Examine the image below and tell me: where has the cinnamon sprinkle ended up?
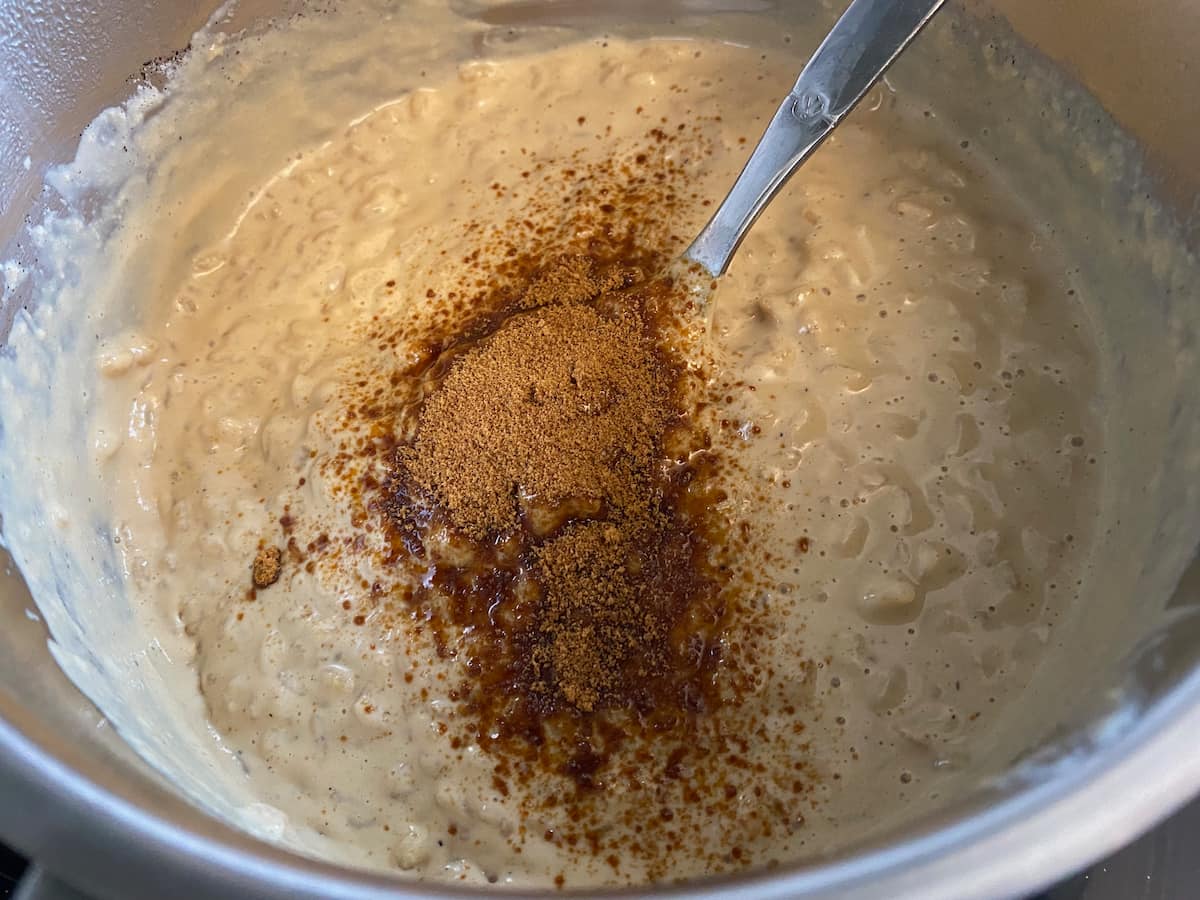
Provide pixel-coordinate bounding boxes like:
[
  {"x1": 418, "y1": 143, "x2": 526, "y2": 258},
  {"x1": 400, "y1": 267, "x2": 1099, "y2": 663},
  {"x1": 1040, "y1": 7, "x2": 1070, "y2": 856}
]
[{"x1": 299, "y1": 132, "x2": 797, "y2": 875}]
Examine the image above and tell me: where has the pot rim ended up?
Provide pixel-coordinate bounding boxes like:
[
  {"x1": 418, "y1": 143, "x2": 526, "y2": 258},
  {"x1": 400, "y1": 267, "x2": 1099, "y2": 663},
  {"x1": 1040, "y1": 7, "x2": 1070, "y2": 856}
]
[{"x1": 2, "y1": 659, "x2": 1200, "y2": 899}]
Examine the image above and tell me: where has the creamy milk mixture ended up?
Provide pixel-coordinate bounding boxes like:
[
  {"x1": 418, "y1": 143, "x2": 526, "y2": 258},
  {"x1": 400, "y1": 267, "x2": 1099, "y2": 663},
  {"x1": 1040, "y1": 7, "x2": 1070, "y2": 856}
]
[{"x1": 0, "y1": 3, "x2": 1107, "y2": 890}]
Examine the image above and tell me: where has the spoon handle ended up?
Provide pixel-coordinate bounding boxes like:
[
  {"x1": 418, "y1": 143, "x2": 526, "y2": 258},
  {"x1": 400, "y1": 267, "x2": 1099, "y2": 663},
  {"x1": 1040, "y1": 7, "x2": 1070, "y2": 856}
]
[{"x1": 684, "y1": 0, "x2": 946, "y2": 277}]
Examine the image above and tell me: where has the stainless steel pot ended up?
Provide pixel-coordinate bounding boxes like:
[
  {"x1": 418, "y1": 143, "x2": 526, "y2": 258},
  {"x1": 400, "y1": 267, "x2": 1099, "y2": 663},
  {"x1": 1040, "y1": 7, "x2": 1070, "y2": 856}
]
[{"x1": 1, "y1": 1, "x2": 1198, "y2": 898}]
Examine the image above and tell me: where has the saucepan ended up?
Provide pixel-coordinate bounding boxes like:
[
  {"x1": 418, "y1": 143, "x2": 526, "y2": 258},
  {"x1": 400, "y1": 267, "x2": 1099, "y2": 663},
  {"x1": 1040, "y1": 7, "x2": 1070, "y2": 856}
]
[{"x1": 0, "y1": 0, "x2": 1197, "y2": 897}]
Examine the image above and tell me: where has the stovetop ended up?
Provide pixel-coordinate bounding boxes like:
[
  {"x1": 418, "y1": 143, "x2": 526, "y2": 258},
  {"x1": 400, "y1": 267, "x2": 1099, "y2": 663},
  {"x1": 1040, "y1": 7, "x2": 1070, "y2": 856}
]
[{"x1": 2, "y1": 796, "x2": 1197, "y2": 899}]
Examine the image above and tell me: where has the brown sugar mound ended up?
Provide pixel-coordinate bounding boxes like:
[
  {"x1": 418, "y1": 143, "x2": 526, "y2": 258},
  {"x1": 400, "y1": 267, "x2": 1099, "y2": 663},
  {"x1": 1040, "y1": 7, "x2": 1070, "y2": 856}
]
[
  {"x1": 385, "y1": 253, "x2": 725, "y2": 717},
  {"x1": 532, "y1": 522, "x2": 661, "y2": 712},
  {"x1": 515, "y1": 253, "x2": 638, "y2": 310},
  {"x1": 400, "y1": 297, "x2": 670, "y2": 541}
]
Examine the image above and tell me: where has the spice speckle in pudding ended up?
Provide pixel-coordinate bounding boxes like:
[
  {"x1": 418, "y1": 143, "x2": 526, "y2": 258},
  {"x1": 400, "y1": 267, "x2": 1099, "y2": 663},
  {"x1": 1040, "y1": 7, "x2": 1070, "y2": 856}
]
[{"x1": 0, "y1": 5, "x2": 1113, "y2": 890}]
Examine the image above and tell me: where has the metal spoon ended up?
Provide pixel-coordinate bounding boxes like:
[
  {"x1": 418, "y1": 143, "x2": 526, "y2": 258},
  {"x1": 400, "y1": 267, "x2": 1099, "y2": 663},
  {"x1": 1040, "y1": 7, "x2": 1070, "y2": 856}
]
[{"x1": 684, "y1": 0, "x2": 946, "y2": 278}]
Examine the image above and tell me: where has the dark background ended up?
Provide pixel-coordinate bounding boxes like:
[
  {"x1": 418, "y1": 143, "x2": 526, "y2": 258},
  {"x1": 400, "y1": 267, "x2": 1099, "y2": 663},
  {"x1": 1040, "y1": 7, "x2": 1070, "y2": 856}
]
[{"x1": 0, "y1": 843, "x2": 23, "y2": 898}]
